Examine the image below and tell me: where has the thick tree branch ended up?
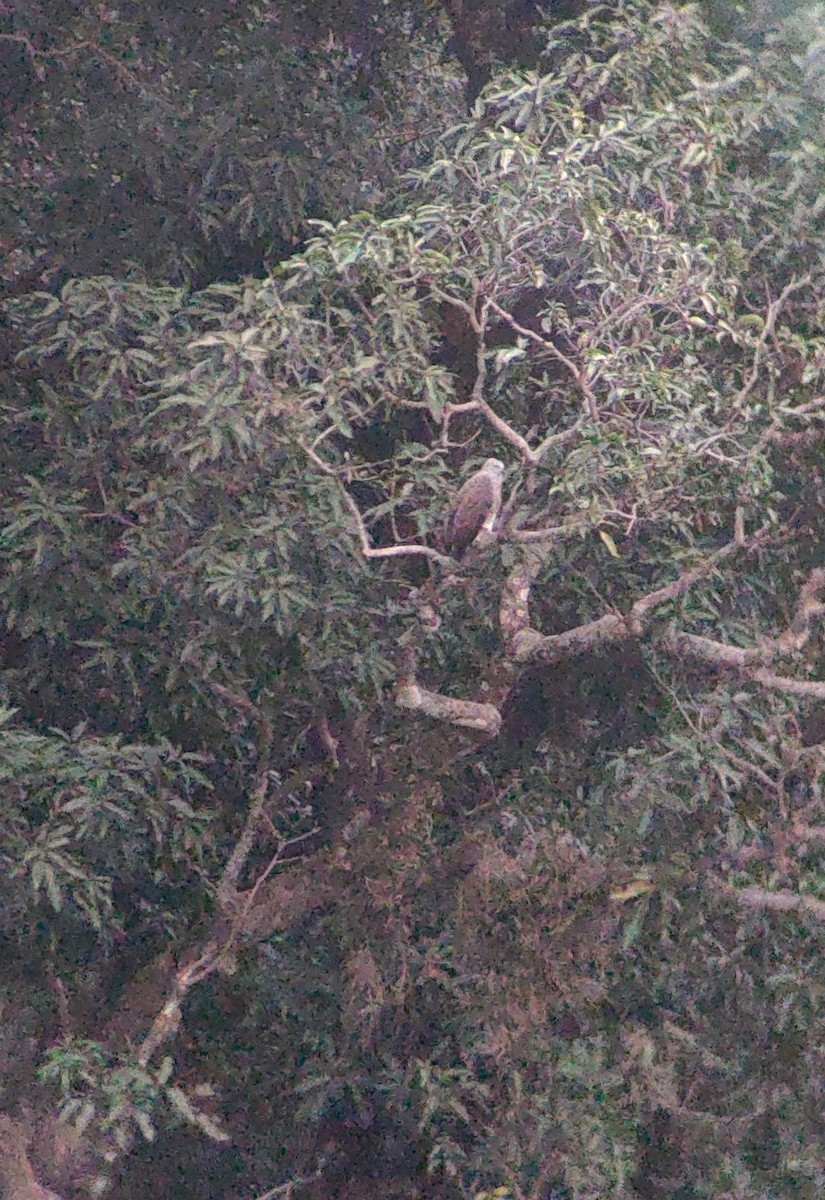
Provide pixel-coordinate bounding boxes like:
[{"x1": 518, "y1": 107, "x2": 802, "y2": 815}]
[
  {"x1": 396, "y1": 679, "x2": 502, "y2": 734},
  {"x1": 503, "y1": 528, "x2": 772, "y2": 664},
  {"x1": 0, "y1": 1115, "x2": 64, "y2": 1200},
  {"x1": 394, "y1": 646, "x2": 502, "y2": 735},
  {"x1": 660, "y1": 567, "x2": 825, "y2": 691},
  {"x1": 660, "y1": 631, "x2": 766, "y2": 670},
  {"x1": 502, "y1": 521, "x2": 825, "y2": 698},
  {"x1": 750, "y1": 671, "x2": 825, "y2": 700},
  {"x1": 510, "y1": 518, "x2": 590, "y2": 545}
]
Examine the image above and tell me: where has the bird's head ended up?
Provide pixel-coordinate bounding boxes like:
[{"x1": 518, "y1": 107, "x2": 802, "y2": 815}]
[{"x1": 481, "y1": 458, "x2": 506, "y2": 477}]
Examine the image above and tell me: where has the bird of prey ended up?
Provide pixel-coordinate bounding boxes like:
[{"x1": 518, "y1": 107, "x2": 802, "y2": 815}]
[{"x1": 444, "y1": 458, "x2": 506, "y2": 560}]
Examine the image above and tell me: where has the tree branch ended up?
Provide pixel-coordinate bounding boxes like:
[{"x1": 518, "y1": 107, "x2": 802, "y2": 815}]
[
  {"x1": 713, "y1": 879, "x2": 825, "y2": 922},
  {"x1": 301, "y1": 442, "x2": 453, "y2": 565},
  {"x1": 394, "y1": 646, "x2": 502, "y2": 735},
  {"x1": 395, "y1": 679, "x2": 502, "y2": 735},
  {"x1": 504, "y1": 527, "x2": 772, "y2": 664},
  {"x1": 501, "y1": 521, "x2": 825, "y2": 699},
  {"x1": 488, "y1": 298, "x2": 600, "y2": 424},
  {"x1": 733, "y1": 275, "x2": 812, "y2": 411},
  {"x1": 430, "y1": 285, "x2": 548, "y2": 463},
  {"x1": 0, "y1": 1114, "x2": 65, "y2": 1200}
]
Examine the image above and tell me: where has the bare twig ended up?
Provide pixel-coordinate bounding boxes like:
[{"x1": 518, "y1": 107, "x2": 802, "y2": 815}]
[
  {"x1": 430, "y1": 285, "x2": 541, "y2": 463},
  {"x1": 428, "y1": 285, "x2": 584, "y2": 464},
  {"x1": 251, "y1": 1163, "x2": 327, "y2": 1200},
  {"x1": 301, "y1": 442, "x2": 452, "y2": 565},
  {"x1": 0, "y1": 33, "x2": 148, "y2": 92},
  {"x1": 206, "y1": 680, "x2": 268, "y2": 724},
  {"x1": 138, "y1": 772, "x2": 320, "y2": 1073},
  {"x1": 717, "y1": 748, "x2": 780, "y2": 795},
  {"x1": 733, "y1": 275, "x2": 812, "y2": 411},
  {"x1": 218, "y1": 772, "x2": 273, "y2": 900},
  {"x1": 219, "y1": 760, "x2": 320, "y2": 900},
  {"x1": 488, "y1": 298, "x2": 600, "y2": 424},
  {"x1": 0, "y1": 33, "x2": 46, "y2": 80}
]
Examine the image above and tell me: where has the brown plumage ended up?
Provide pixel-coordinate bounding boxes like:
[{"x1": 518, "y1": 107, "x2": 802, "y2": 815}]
[{"x1": 444, "y1": 458, "x2": 505, "y2": 560}]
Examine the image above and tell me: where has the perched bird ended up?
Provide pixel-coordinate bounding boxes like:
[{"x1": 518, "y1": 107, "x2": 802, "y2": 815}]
[{"x1": 444, "y1": 458, "x2": 506, "y2": 560}]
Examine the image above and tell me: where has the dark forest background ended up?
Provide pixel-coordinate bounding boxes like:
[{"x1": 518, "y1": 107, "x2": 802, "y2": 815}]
[{"x1": 1, "y1": 2, "x2": 825, "y2": 1199}]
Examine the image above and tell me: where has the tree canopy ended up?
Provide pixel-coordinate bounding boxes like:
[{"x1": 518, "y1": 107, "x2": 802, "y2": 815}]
[{"x1": 2, "y1": 3, "x2": 825, "y2": 1199}]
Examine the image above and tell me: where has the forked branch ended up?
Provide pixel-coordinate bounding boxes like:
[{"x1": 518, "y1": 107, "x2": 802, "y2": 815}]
[
  {"x1": 301, "y1": 442, "x2": 453, "y2": 565},
  {"x1": 394, "y1": 646, "x2": 502, "y2": 736}
]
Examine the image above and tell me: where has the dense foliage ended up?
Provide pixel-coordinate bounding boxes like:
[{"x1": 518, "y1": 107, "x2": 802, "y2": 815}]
[
  {"x1": 0, "y1": 0, "x2": 468, "y2": 285},
  {"x1": 2, "y1": 3, "x2": 825, "y2": 1200}
]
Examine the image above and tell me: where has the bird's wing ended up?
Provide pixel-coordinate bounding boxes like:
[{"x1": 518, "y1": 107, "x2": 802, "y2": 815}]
[{"x1": 445, "y1": 472, "x2": 496, "y2": 558}]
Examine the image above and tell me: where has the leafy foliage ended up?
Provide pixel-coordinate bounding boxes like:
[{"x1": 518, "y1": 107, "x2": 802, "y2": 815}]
[
  {"x1": 39, "y1": 1040, "x2": 226, "y2": 1163},
  {"x1": 2, "y1": 3, "x2": 825, "y2": 1200},
  {"x1": 0, "y1": 707, "x2": 213, "y2": 932},
  {"x1": 0, "y1": 0, "x2": 463, "y2": 284}
]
